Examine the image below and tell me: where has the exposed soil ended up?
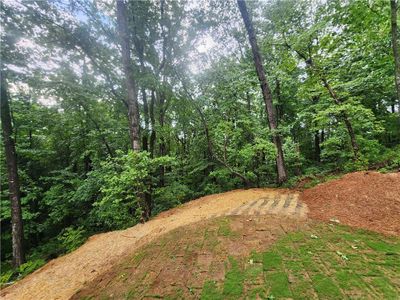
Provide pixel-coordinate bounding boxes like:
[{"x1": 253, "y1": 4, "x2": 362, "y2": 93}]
[
  {"x1": 2, "y1": 171, "x2": 399, "y2": 300},
  {"x1": 72, "y1": 215, "x2": 309, "y2": 300},
  {"x1": 301, "y1": 171, "x2": 400, "y2": 236},
  {"x1": 0, "y1": 188, "x2": 299, "y2": 300}
]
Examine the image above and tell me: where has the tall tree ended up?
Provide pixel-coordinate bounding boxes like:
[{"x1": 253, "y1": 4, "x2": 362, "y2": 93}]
[
  {"x1": 237, "y1": 0, "x2": 287, "y2": 184},
  {"x1": 391, "y1": 0, "x2": 400, "y2": 112},
  {"x1": 1, "y1": 71, "x2": 25, "y2": 267},
  {"x1": 116, "y1": 0, "x2": 141, "y2": 152}
]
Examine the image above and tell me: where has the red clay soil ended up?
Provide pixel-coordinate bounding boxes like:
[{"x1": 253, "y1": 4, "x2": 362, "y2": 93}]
[{"x1": 300, "y1": 171, "x2": 400, "y2": 236}]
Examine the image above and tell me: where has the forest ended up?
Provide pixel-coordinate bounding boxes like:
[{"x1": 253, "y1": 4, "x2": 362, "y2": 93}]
[{"x1": 1, "y1": 0, "x2": 399, "y2": 286}]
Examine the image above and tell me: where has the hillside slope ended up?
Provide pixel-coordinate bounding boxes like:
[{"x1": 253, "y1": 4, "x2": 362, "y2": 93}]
[
  {"x1": 1, "y1": 188, "x2": 303, "y2": 300},
  {"x1": 2, "y1": 171, "x2": 399, "y2": 300},
  {"x1": 301, "y1": 172, "x2": 400, "y2": 236}
]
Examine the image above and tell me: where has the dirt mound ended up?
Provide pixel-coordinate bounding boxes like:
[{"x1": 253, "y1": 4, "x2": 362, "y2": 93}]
[
  {"x1": 1, "y1": 188, "x2": 301, "y2": 300},
  {"x1": 72, "y1": 215, "x2": 309, "y2": 300},
  {"x1": 301, "y1": 171, "x2": 400, "y2": 236}
]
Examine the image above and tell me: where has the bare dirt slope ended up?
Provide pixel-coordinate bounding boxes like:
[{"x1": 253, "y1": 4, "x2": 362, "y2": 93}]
[
  {"x1": 301, "y1": 171, "x2": 400, "y2": 236},
  {"x1": 3, "y1": 171, "x2": 398, "y2": 300},
  {"x1": 1, "y1": 188, "x2": 303, "y2": 300}
]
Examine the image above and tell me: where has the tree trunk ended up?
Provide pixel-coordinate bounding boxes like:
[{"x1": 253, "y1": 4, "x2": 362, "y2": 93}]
[
  {"x1": 391, "y1": 0, "x2": 400, "y2": 112},
  {"x1": 1, "y1": 71, "x2": 25, "y2": 268},
  {"x1": 142, "y1": 88, "x2": 149, "y2": 151},
  {"x1": 116, "y1": 0, "x2": 140, "y2": 152},
  {"x1": 136, "y1": 38, "x2": 149, "y2": 152},
  {"x1": 116, "y1": 0, "x2": 150, "y2": 222},
  {"x1": 158, "y1": 91, "x2": 166, "y2": 187},
  {"x1": 149, "y1": 90, "x2": 156, "y2": 158},
  {"x1": 312, "y1": 97, "x2": 321, "y2": 162},
  {"x1": 275, "y1": 79, "x2": 283, "y2": 123},
  {"x1": 237, "y1": 0, "x2": 287, "y2": 184},
  {"x1": 321, "y1": 129, "x2": 325, "y2": 144},
  {"x1": 314, "y1": 131, "x2": 321, "y2": 162}
]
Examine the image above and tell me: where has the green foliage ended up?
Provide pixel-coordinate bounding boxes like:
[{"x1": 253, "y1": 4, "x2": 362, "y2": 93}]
[
  {"x1": 57, "y1": 226, "x2": 86, "y2": 253},
  {"x1": 153, "y1": 182, "x2": 192, "y2": 214},
  {"x1": 1, "y1": 258, "x2": 45, "y2": 286},
  {"x1": 1, "y1": 0, "x2": 399, "y2": 285},
  {"x1": 89, "y1": 151, "x2": 176, "y2": 229}
]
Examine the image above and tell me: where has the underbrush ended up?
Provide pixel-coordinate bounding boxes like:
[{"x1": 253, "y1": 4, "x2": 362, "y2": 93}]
[{"x1": 1, "y1": 226, "x2": 87, "y2": 286}]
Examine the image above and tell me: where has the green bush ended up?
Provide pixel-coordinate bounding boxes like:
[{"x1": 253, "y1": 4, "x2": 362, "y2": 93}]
[
  {"x1": 57, "y1": 226, "x2": 87, "y2": 253},
  {"x1": 0, "y1": 258, "x2": 45, "y2": 286},
  {"x1": 153, "y1": 182, "x2": 192, "y2": 214},
  {"x1": 89, "y1": 151, "x2": 176, "y2": 229}
]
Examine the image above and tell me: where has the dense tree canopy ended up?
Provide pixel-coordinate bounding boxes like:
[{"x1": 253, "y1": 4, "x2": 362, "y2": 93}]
[{"x1": 1, "y1": 0, "x2": 399, "y2": 281}]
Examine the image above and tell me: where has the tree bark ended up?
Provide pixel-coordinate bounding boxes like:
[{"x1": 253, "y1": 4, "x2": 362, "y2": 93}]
[
  {"x1": 135, "y1": 38, "x2": 149, "y2": 152},
  {"x1": 117, "y1": 0, "x2": 150, "y2": 222},
  {"x1": 158, "y1": 91, "x2": 166, "y2": 187},
  {"x1": 142, "y1": 88, "x2": 149, "y2": 151},
  {"x1": 391, "y1": 0, "x2": 400, "y2": 111},
  {"x1": 237, "y1": 0, "x2": 287, "y2": 184},
  {"x1": 1, "y1": 71, "x2": 25, "y2": 268},
  {"x1": 314, "y1": 131, "x2": 321, "y2": 162},
  {"x1": 149, "y1": 90, "x2": 156, "y2": 158},
  {"x1": 116, "y1": 0, "x2": 140, "y2": 152},
  {"x1": 275, "y1": 79, "x2": 283, "y2": 123}
]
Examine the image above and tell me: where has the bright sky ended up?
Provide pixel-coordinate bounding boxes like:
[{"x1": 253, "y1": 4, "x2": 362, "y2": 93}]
[{"x1": 3, "y1": 0, "x2": 240, "y2": 106}]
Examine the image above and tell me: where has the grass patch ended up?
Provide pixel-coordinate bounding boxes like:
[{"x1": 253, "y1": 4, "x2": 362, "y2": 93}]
[
  {"x1": 312, "y1": 274, "x2": 341, "y2": 298},
  {"x1": 223, "y1": 257, "x2": 244, "y2": 299},
  {"x1": 201, "y1": 281, "x2": 222, "y2": 300},
  {"x1": 200, "y1": 257, "x2": 245, "y2": 300},
  {"x1": 262, "y1": 251, "x2": 282, "y2": 271},
  {"x1": 200, "y1": 223, "x2": 400, "y2": 299},
  {"x1": 217, "y1": 218, "x2": 236, "y2": 237},
  {"x1": 265, "y1": 272, "x2": 292, "y2": 298},
  {"x1": 78, "y1": 218, "x2": 400, "y2": 299}
]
